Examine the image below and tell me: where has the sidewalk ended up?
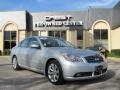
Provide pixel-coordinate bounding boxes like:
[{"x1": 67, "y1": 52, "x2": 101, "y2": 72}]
[
  {"x1": 108, "y1": 57, "x2": 120, "y2": 61},
  {"x1": 0, "y1": 56, "x2": 10, "y2": 64},
  {"x1": 0, "y1": 56, "x2": 10, "y2": 59}
]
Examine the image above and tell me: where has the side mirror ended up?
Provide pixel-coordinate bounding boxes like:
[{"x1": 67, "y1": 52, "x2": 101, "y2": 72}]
[{"x1": 30, "y1": 43, "x2": 41, "y2": 49}]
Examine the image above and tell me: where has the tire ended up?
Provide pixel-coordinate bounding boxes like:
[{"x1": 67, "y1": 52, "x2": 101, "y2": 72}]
[
  {"x1": 47, "y1": 60, "x2": 64, "y2": 85},
  {"x1": 12, "y1": 56, "x2": 20, "y2": 70}
]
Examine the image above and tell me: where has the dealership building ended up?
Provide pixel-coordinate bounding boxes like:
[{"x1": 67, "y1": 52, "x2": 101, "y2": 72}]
[{"x1": 0, "y1": 2, "x2": 120, "y2": 54}]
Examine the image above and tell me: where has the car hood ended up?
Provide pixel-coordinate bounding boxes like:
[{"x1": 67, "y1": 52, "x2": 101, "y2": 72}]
[{"x1": 46, "y1": 47, "x2": 99, "y2": 57}]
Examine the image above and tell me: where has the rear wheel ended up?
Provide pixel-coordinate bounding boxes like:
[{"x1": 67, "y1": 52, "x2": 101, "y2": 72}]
[
  {"x1": 12, "y1": 56, "x2": 20, "y2": 70},
  {"x1": 47, "y1": 60, "x2": 64, "y2": 85}
]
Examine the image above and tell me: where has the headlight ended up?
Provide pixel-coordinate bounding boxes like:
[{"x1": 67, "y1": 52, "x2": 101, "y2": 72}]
[
  {"x1": 99, "y1": 53, "x2": 107, "y2": 63},
  {"x1": 63, "y1": 54, "x2": 85, "y2": 62}
]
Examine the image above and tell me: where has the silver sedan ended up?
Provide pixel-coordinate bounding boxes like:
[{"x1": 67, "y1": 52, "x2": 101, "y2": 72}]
[{"x1": 11, "y1": 36, "x2": 107, "y2": 85}]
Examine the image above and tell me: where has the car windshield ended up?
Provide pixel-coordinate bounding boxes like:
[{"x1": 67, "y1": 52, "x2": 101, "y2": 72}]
[{"x1": 39, "y1": 37, "x2": 74, "y2": 47}]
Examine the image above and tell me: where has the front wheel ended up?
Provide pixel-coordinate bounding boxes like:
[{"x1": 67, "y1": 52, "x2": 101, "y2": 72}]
[
  {"x1": 47, "y1": 60, "x2": 64, "y2": 85},
  {"x1": 12, "y1": 56, "x2": 20, "y2": 70}
]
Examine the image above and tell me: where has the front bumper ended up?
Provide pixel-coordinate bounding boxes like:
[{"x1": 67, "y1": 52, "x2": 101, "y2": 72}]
[{"x1": 61, "y1": 60, "x2": 107, "y2": 80}]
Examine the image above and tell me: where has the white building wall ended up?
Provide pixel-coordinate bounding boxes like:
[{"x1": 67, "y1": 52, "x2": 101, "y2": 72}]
[{"x1": 111, "y1": 27, "x2": 120, "y2": 49}]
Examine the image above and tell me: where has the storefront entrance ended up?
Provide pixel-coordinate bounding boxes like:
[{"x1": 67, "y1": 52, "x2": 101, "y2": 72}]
[
  {"x1": 2, "y1": 22, "x2": 18, "y2": 55},
  {"x1": 4, "y1": 31, "x2": 16, "y2": 55},
  {"x1": 92, "y1": 20, "x2": 111, "y2": 50}
]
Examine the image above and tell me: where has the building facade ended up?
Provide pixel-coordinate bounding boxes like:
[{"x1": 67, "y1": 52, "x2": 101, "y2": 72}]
[{"x1": 0, "y1": 2, "x2": 120, "y2": 55}]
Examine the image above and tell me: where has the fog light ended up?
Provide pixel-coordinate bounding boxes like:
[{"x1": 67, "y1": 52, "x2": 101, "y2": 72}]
[{"x1": 74, "y1": 72, "x2": 92, "y2": 77}]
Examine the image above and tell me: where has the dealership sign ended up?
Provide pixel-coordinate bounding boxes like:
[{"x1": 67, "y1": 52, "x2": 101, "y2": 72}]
[{"x1": 34, "y1": 15, "x2": 83, "y2": 27}]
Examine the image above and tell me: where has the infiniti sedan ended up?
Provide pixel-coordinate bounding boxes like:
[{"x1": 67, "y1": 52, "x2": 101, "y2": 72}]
[{"x1": 11, "y1": 36, "x2": 107, "y2": 85}]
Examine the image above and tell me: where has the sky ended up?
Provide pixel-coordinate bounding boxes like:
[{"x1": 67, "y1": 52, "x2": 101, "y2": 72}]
[{"x1": 0, "y1": 0, "x2": 119, "y2": 12}]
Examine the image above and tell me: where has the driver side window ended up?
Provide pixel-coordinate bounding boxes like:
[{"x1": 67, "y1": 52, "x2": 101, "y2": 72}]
[
  {"x1": 28, "y1": 38, "x2": 40, "y2": 48},
  {"x1": 19, "y1": 39, "x2": 30, "y2": 48}
]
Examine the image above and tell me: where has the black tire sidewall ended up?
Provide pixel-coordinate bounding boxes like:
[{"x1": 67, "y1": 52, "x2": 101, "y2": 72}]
[{"x1": 12, "y1": 56, "x2": 20, "y2": 70}]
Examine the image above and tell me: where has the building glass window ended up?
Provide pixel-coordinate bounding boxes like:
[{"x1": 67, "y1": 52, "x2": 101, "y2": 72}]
[
  {"x1": 4, "y1": 31, "x2": 16, "y2": 55},
  {"x1": 4, "y1": 32, "x2": 10, "y2": 40},
  {"x1": 94, "y1": 30, "x2": 100, "y2": 39},
  {"x1": 77, "y1": 30, "x2": 83, "y2": 48},
  {"x1": 77, "y1": 30, "x2": 83, "y2": 40},
  {"x1": 48, "y1": 31, "x2": 66, "y2": 40},
  {"x1": 94, "y1": 29, "x2": 108, "y2": 49},
  {"x1": 11, "y1": 41, "x2": 16, "y2": 49},
  {"x1": 32, "y1": 31, "x2": 38, "y2": 36},
  {"x1": 4, "y1": 41, "x2": 10, "y2": 49},
  {"x1": 11, "y1": 31, "x2": 16, "y2": 40},
  {"x1": 101, "y1": 30, "x2": 108, "y2": 39},
  {"x1": 48, "y1": 31, "x2": 54, "y2": 37},
  {"x1": 94, "y1": 29, "x2": 108, "y2": 40},
  {"x1": 61, "y1": 31, "x2": 66, "y2": 40},
  {"x1": 55, "y1": 31, "x2": 60, "y2": 38}
]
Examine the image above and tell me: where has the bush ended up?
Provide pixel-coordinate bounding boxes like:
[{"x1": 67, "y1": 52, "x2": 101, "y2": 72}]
[{"x1": 108, "y1": 49, "x2": 120, "y2": 58}]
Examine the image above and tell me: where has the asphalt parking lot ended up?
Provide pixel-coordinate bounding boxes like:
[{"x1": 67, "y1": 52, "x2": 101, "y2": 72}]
[{"x1": 0, "y1": 56, "x2": 120, "y2": 90}]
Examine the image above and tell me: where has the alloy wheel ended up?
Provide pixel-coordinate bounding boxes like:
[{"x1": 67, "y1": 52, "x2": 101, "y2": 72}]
[{"x1": 48, "y1": 63, "x2": 60, "y2": 83}]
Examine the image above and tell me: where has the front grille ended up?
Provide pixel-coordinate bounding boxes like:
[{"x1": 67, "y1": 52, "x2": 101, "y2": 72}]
[
  {"x1": 85, "y1": 55, "x2": 104, "y2": 63},
  {"x1": 73, "y1": 68, "x2": 107, "y2": 77}
]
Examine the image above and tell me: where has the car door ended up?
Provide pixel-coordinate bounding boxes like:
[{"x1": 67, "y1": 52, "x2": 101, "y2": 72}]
[
  {"x1": 18, "y1": 38, "x2": 30, "y2": 66},
  {"x1": 26, "y1": 37, "x2": 43, "y2": 70}
]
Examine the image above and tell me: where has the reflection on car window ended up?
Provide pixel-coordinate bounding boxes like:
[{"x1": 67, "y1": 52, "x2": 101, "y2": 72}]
[
  {"x1": 29, "y1": 38, "x2": 40, "y2": 48},
  {"x1": 19, "y1": 39, "x2": 30, "y2": 48},
  {"x1": 39, "y1": 37, "x2": 73, "y2": 47}
]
